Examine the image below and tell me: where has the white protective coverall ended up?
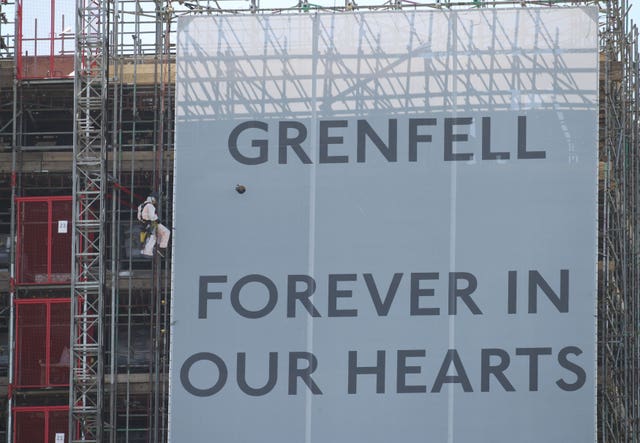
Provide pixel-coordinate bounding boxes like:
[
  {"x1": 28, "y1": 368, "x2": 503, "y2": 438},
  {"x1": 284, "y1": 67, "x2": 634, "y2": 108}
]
[{"x1": 138, "y1": 196, "x2": 170, "y2": 256}]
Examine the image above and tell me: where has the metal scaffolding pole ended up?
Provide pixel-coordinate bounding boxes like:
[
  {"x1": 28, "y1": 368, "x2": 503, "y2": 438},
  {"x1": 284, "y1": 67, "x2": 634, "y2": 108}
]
[
  {"x1": 69, "y1": 0, "x2": 108, "y2": 440},
  {"x1": 0, "y1": 0, "x2": 631, "y2": 441},
  {"x1": 598, "y1": 0, "x2": 640, "y2": 441}
]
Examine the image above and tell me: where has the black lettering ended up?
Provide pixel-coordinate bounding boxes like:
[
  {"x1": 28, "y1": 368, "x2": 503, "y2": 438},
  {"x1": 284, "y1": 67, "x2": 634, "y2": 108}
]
[
  {"x1": 279, "y1": 121, "x2": 312, "y2": 164},
  {"x1": 364, "y1": 273, "x2": 402, "y2": 316},
  {"x1": 397, "y1": 350, "x2": 427, "y2": 393},
  {"x1": 228, "y1": 121, "x2": 269, "y2": 165},
  {"x1": 237, "y1": 352, "x2": 278, "y2": 396},
  {"x1": 482, "y1": 117, "x2": 509, "y2": 160},
  {"x1": 289, "y1": 352, "x2": 323, "y2": 395},
  {"x1": 444, "y1": 117, "x2": 473, "y2": 161},
  {"x1": 556, "y1": 346, "x2": 586, "y2": 391},
  {"x1": 408, "y1": 118, "x2": 436, "y2": 162},
  {"x1": 528, "y1": 270, "x2": 569, "y2": 313},
  {"x1": 230, "y1": 274, "x2": 278, "y2": 319},
  {"x1": 410, "y1": 272, "x2": 440, "y2": 316},
  {"x1": 348, "y1": 350, "x2": 386, "y2": 394},
  {"x1": 448, "y1": 272, "x2": 481, "y2": 315},
  {"x1": 328, "y1": 274, "x2": 358, "y2": 317},
  {"x1": 481, "y1": 348, "x2": 515, "y2": 392},
  {"x1": 431, "y1": 349, "x2": 473, "y2": 392},
  {"x1": 508, "y1": 270, "x2": 517, "y2": 314},
  {"x1": 180, "y1": 352, "x2": 227, "y2": 397},
  {"x1": 357, "y1": 119, "x2": 397, "y2": 162},
  {"x1": 516, "y1": 347, "x2": 552, "y2": 391},
  {"x1": 319, "y1": 120, "x2": 348, "y2": 163},
  {"x1": 198, "y1": 275, "x2": 227, "y2": 319},
  {"x1": 517, "y1": 116, "x2": 546, "y2": 159},
  {"x1": 287, "y1": 275, "x2": 321, "y2": 318}
]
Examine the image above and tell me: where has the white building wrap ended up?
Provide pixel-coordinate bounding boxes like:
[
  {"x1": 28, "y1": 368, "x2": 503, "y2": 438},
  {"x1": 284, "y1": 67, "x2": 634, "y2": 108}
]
[{"x1": 171, "y1": 8, "x2": 598, "y2": 442}]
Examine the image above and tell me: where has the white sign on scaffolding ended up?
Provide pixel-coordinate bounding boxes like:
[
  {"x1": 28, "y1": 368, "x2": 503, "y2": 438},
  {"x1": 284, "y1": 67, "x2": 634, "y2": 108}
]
[{"x1": 171, "y1": 8, "x2": 599, "y2": 443}]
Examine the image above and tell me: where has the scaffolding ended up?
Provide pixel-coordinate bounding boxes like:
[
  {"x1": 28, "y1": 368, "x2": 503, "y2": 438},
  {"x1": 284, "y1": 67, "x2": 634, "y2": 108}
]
[
  {"x1": 70, "y1": 0, "x2": 107, "y2": 439},
  {"x1": 0, "y1": 0, "x2": 637, "y2": 441},
  {"x1": 599, "y1": 0, "x2": 640, "y2": 441}
]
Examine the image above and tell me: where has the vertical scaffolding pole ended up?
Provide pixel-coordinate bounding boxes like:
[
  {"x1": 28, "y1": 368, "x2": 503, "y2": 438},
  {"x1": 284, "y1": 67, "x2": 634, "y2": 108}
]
[
  {"x1": 159, "y1": 21, "x2": 174, "y2": 442},
  {"x1": 6, "y1": 12, "x2": 19, "y2": 442},
  {"x1": 107, "y1": 23, "x2": 120, "y2": 443},
  {"x1": 70, "y1": 0, "x2": 108, "y2": 440},
  {"x1": 599, "y1": 0, "x2": 640, "y2": 440},
  {"x1": 151, "y1": 3, "x2": 171, "y2": 440}
]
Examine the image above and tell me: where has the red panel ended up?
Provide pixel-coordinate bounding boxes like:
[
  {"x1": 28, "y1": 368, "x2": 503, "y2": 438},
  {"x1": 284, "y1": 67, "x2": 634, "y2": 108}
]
[
  {"x1": 14, "y1": 410, "x2": 45, "y2": 443},
  {"x1": 16, "y1": 200, "x2": 48, "y2": 284},
  {"x1": 15, "y1": 299, "x2": 70, "y2": 388},
  {"x1": 14, "y1": 302, "x2": 46, "y2": 387},
  {"x1": 48, "y1": 301, "x2": 70, "y2": 385},
  {"x1": 16, "y1": 197, "x2": 72, "y2": 285},
  {"x1": 16, "y1": 0, "x2": 74, "y2": 80},
  {"x1": 50, "y1": 199, "x2": 72, "y2": 278},
  {"x1": 14, "y1": 406, "x2": 69, "y2": 443},
  {"x1": 47, "y1": 410, "x2": 69, "y2": 443}
]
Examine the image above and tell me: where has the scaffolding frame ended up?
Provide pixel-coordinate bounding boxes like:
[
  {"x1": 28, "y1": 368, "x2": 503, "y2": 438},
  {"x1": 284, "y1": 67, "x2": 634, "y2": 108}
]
[
  {"x1": 599, "y1": 0, "x2": 640, "y2": 441},
  {"x1": 69, "y1": 0, "x2": 107, "y2": 440},
  {"x1": 78, "y1": 1, "x2": 640, "y2": 440},
  {"x1": 0, "y1": 0, "x2": 637, "y2": 442}
]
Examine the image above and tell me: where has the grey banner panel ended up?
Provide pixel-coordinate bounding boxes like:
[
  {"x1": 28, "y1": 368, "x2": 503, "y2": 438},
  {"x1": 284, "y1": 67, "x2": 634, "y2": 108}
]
[{"x1": 171, "y1": 8, "x2": 598, "y2": 443}]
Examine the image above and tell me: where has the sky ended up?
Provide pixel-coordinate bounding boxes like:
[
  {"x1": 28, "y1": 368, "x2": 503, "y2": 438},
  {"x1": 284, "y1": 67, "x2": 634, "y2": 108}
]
[
  {"x1": 4, "y1": 0, "x2": 640, "y2": 57},
  {"x1": 630, "y1": 1, "x2": 640, "y2": 27}
]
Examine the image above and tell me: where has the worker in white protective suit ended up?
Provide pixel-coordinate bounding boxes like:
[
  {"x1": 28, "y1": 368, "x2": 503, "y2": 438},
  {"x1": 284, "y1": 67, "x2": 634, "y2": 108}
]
[{"x1": 137, "y1": 193, "x2": 170, "y2": 257}]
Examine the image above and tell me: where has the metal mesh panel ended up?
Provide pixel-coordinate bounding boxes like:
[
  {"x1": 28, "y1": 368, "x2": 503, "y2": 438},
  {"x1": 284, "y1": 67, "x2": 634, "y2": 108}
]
[
  {"x1": 49, "y1": 301, "x2": 70, "y2": 385},
  {"x1": 47, "y1": 410, "x2": 69, "y2": 443},
  {"x1": 16, "y1": 0, "x2": 75, "y2": 79},
  {"x1": 15, "y1": 300, "x2": 70, "y2": 388},
  {"x1": 16, "y1": 200, "x2": 48, "y2": 284},
  {"x1": 14, "y1": 410, "x2": 45, "y2": 443},
  {"x1": 50, "y1": 199, "x2": 72, "y2": 279},
  {"x1": 14, "y1": 303, "x2": 46, "y2": 387},
  {"x1": 13, "y1": 407, "x2": 69, "y2": 443},
  {"x1": 16, "y1": 197, "x2": 72, "y2": 285}
]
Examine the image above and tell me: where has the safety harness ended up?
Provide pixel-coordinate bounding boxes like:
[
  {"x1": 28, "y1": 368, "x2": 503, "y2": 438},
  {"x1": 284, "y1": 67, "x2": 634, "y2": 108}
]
[{"x1": 137, "y1": 202, "x2": 157, "y2": 245}]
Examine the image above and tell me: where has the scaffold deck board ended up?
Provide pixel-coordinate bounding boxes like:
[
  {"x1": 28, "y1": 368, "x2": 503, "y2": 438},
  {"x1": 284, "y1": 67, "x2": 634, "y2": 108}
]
[{"x1": 0, "y1": 151, "x2": 173, "y2": 173}]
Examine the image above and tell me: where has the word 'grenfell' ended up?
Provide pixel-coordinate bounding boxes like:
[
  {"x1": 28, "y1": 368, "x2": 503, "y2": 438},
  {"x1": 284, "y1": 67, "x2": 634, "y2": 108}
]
[
  {"x1": 198, "y1": 270, "x2": 569, "y2": 319},
  {"x1": 227, "y1": 116, "x2": 546, "y2": 165}
]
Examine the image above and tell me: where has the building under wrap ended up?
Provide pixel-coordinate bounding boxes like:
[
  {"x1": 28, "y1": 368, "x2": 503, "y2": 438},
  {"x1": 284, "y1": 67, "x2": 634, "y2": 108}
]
[{"x1": 0, "y1": 1, "x2": 638, "y2": 442}]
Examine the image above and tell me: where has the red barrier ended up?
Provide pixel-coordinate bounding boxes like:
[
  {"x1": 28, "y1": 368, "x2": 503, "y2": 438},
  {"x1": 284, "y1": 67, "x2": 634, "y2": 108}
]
[
  {"x1": 14, "y1": 298, "x2": 70, "y2": 388},
  {"x1": 16, "y1": 196, "x2": 72, "y2": 285},
  {"x1": 13, "y1": 406, "x2": 68, "y2": 443},
  {"x1": 16, "y1": 0, "x2": 74, "y2": 80}
]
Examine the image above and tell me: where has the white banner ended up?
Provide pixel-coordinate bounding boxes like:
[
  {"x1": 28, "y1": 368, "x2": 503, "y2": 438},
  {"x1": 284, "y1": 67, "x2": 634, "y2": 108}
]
[{"x1": 171, "y1": 8, "x2": 598, "y2": 443}]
